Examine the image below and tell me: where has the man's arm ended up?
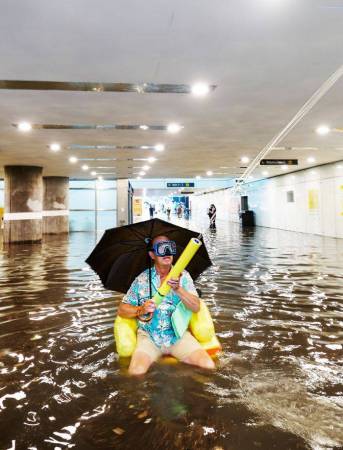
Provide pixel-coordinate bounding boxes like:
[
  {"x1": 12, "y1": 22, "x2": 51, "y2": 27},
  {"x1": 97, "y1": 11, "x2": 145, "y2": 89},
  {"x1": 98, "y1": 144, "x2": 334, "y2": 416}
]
[
  {"x1": 118, "y1": 300, "x2": 156, "y2": 318},
  {"x1": 167, "y1": 278, "x2": 200, "y2": 313}
]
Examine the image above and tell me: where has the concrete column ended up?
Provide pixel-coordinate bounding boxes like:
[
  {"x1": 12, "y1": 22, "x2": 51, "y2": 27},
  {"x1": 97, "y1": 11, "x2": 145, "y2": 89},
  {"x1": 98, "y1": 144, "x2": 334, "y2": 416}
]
[
  {"x1": 116, "y1": 179, "x2": 133, "y2": 226},
  {"x1": 43, "y1": 177, "x2": 69, "y2": 234},
  {"x1": 4, "y1": 166, "x2": 43, "y2": 243}
]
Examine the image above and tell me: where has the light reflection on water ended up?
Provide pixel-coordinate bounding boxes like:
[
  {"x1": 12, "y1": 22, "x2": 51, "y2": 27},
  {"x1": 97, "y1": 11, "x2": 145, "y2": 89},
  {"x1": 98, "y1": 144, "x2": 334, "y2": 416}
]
[{"x1": 0, "y1": 222, "x2": 342, "y2": 450}]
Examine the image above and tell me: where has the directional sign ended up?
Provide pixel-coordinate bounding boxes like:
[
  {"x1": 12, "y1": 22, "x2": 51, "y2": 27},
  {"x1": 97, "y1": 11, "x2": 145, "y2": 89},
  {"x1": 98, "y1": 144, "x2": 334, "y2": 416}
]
[
  {"x1": 260, "y1": 159, "x2": 298, "y2": 166},
  {"x1": 167, "y1": 182, "x2": 195, "y2": 187}
]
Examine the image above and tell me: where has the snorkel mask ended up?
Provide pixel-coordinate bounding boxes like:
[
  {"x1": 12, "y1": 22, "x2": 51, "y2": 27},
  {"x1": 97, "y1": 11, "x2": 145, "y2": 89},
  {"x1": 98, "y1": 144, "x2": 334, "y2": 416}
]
[{"x1": 152, "y1": 240, "x2": 177, "y2": 257}]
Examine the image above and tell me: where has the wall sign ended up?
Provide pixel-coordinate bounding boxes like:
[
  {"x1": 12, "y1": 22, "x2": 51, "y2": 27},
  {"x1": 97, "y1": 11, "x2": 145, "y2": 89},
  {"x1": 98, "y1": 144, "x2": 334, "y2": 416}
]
[
  {"x1": 260, "y1": 159, "x2": 298, "y2": 165},
  {"x1": 166, "y1": 182, "x2": 195, "y2": 188}
]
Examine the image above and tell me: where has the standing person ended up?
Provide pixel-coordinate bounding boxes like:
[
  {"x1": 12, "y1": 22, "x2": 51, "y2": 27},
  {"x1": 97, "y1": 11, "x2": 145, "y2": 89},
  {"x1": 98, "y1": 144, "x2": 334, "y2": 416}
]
[
  {"x1": 166, "y1": 206, "x2": 171, "y2": 220},
  {"x1": 117, "y1": 235, "x2": 215, "y2": 375},
  {"x1": 208, "y1": 204, "x2": 216, "y2": 228},
  {"x1": 149, "y1": 204, "x2": 154, "y2": 219},
  {"x1": 177, "y1": 205, "x2": 182, "y2": 218}
]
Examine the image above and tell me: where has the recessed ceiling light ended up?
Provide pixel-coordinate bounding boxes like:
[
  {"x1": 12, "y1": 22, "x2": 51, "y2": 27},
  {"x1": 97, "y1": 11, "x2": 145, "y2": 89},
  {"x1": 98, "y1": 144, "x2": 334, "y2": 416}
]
[
  {"x1": 337, "y1": 164, "x2": 343, "y2": 169},
  {"x1": 139, "y1": 171, "x2": 146, "y2": 176},
  {"x1": 82, "y1": 164, "x2": 89, "y2": 171},
  {"x1": 98, "y1": 176, "x2": 103, "y2": 180},
  {"x1": 148, "y1": 157, "x2": 156, "y2": 163},
  {"x1": 316, "y1": 125, "x2": 330, "y2": 135},
  {"x1": 167, "y1": 123, "x2": 182, "y2": 134},
  {"x1": 91, "y1": 171, "x2": 97, "y2": 176},
  {"x1": 307, "y1": 156, "x2": 316, "y2": 163},
  {"x1": 18, "y1": 121, "x2": 32, "y2": 132},
  {"x1": 136, "y1": 176, "x2": 141, "y2": 180},
  {"x1": 154, "y1": 144, "x2": 165, "y2": 152},
  {"x1": 281, "y1": 165, "x2": 288, "y2": 171},
  {"x1": 140, "y1": 125, "x2": 149, "y2": 130},
  {"x1": 262, "y1": 170, "x2": 269, "y2": 176},
  {"x1": 195, "y1": 175, "x2": 201, "y2": 179},
  {"x1": 142, "y1": 165, "x2": 150, "y2": 170},
  {"x1": 191, "y1": 82, "x2": 210, "y2": 97},
  {"x1": 206, "y1": 170, "x2": 213, "y2": 176},
  {"x1": 241, "y1": 156, "x2": 250, "y2": 164},
  {"x1": 49, "y1": 143, "x2": 61, "y2": 152},
  {"x1": 69, "y1": 156, "x2": 78, "y2": 163}
]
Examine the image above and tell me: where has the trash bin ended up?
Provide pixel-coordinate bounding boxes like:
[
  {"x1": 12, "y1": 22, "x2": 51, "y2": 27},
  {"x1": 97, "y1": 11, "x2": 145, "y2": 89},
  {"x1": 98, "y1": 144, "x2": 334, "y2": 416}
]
[{"x1": 239, "y1": 210, "x2": 255, "y2": 227}]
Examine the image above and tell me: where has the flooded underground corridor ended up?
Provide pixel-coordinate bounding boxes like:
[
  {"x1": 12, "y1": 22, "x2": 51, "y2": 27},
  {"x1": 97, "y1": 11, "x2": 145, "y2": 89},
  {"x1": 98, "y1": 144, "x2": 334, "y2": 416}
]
[{"x1": 0, "y1": 222, "x2": 342, "y2": 450}]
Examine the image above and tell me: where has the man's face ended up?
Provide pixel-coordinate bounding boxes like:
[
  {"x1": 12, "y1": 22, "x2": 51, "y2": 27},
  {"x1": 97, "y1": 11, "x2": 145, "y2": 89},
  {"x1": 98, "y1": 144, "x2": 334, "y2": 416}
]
[
  {"x1": 149, "y1": 236, "x2": 174, "y2": 268},
  {"x1": 152, "y1": 253, "x2": 173, "y2": 267}
]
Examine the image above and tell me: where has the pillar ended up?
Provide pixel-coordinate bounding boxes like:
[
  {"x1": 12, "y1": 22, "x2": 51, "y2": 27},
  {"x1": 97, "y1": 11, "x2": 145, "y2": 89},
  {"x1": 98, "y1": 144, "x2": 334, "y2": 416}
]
[
  {"x1": 4, "y1": 166, "x2": 43, "y2": 243},
  {"x1": 116, "y1": 179, "x2": 133, "y2": 226},
  {"x1": 43, "y1": 177, "x2": 69, "y2": 234}
]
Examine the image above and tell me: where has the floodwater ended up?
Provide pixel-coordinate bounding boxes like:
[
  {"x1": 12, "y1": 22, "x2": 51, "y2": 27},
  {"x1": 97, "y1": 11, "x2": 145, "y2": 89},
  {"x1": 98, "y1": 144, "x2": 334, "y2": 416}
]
[{"x1": 0, "y1": 220, "x2": 342, "y2": 450}]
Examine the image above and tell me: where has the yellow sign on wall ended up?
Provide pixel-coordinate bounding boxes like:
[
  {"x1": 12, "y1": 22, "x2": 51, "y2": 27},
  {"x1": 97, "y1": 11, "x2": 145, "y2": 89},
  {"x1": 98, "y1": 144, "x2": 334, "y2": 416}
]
[
  {"x1": 308, "y1": 189, "x2": 319, "y2": 211},
  {"x1": 133, "y1": 198, "x2": 142, "y2": 216}
]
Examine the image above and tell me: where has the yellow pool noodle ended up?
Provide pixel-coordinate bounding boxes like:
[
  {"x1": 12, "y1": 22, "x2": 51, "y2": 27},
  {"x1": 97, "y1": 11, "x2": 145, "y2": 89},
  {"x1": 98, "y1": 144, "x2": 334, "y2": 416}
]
[{"x1": 152, "y1": 237, "x2": 202, "y2": 306}]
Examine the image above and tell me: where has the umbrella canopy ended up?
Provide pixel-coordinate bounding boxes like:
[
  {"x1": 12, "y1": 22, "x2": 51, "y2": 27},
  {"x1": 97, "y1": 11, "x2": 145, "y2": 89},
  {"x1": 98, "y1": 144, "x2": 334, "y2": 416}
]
[{"x1": 86, "y1": 218, "x2": 212, "y2": 293}]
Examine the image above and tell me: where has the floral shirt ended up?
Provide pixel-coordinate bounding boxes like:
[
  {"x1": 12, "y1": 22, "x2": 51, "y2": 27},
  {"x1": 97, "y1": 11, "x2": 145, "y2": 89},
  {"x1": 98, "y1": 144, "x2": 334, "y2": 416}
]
[{"x1": 122, "y1": 266, "x2": 197, "y2": 348}]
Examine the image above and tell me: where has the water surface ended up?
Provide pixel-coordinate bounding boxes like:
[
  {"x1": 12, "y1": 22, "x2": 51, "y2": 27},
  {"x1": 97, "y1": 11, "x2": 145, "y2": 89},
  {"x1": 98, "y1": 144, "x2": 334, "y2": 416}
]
[{"x1": 0, "y1": 222, "x2": 342, "y2": 449}]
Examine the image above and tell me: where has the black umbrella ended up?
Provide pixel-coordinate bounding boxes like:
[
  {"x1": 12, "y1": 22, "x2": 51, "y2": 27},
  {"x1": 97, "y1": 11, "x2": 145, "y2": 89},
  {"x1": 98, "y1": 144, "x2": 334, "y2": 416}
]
[{"x1": 86, "y1": 218, "x2": 212, "y2": 294}]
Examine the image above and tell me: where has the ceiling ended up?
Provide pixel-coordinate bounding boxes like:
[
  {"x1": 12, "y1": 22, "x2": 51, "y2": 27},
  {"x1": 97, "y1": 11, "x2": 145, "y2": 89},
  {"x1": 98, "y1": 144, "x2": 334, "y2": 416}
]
[{"x1": 1, "y1": 0, "x2": 343, "y2": 181}]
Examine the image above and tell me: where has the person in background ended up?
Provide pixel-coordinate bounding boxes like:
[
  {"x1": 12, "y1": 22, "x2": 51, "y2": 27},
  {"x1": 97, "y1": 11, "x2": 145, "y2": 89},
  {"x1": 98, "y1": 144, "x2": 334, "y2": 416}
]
[
  {"x1": 149, "y1": 204, "x2": 154, "y2": 219},
  {"x1": 166, "y1": 206, "x2": 171, "y2": 220},
  {"x1": 208, "y1": 204, "x2": 216, "y2": 228}
]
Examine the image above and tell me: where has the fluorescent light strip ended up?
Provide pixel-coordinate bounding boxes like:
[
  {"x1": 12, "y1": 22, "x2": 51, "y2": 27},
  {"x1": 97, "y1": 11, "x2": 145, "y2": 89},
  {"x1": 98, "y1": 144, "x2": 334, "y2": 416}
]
[
  {"x1": 13, "y1": 123, "x2": 172, "y2": 131},
  {"x1": 1, "y1": 80, "x2": 216, "y2": 94},
  {"x1": 78, "y1": 158, "x2": 117, "y2": 161},
  {"x1": 68, "y1": 145, "x2": 157, "y2": 150}
]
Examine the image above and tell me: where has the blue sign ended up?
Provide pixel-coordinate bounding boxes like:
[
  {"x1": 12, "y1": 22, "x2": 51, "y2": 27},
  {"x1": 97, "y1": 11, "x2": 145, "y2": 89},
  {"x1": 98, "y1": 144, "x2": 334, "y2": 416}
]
[{"x1": 167, "y1": 182, "x2": 195, "y2": 188}]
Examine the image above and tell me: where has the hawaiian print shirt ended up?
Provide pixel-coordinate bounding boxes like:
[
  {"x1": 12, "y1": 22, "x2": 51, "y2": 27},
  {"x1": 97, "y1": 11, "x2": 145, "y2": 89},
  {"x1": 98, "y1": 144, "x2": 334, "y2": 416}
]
[{"x1": 122, "y1": 266, "x2": 197, "y2": 348}]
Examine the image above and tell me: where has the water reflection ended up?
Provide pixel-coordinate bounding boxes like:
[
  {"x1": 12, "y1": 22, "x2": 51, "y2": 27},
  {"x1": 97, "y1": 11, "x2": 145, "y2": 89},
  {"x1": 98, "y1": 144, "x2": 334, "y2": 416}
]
[{"x1": 0, "y1": 224, "x2": 342, "y2": 449}]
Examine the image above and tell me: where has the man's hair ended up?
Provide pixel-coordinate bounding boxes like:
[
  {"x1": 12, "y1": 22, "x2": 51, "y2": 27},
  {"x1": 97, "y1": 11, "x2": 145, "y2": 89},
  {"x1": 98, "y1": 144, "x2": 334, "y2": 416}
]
[{"x1": 151, "y1": 235, "x2": 170, "y2": 246}]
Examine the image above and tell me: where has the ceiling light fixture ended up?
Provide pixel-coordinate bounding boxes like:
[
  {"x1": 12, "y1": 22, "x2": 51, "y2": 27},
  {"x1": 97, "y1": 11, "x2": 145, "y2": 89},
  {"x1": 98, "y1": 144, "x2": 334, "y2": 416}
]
[
  {"x1": 18, "y1": 121, "x2": 32, "y2": 132},
  {"x1": 136, "y1": 176, "x2": 141, "y2": 180},
  {"x1": 191, "y1": 82, "x2": 210, "y2": 97},
  {"x1": 82, "y1": 164, "x2": 89, "y2": 171},
  {"x1": 206, "y1": 170, "x2": 213, "y2": 176},
  {"x1": 167, "y1": 123, "x2": 182, "y2": 134},
  {"x1": 148, "y1": 157, "x2": 156, "y2": 163},
  {"x1": 154, "y1": 144, "x2": 165, "y2": 152},
  {"x1": 69, "y1": 156, "x2": 78, "y2": 163},
  {"x1": 307, "y1": 156, "x2": 316, "y2": 163},
  {"x1": 139, "y1": 171, "x2": 146, "y2": 176},
  {"x1": 262, "y1": 171, "x2": 269, "y2": 176},
  {"x1": 98, "y1": 176, "x2": 103, "y2": 180},
  {"x1": 316, "y1": 125, "x2": 330, "y2": 135},
  {"x1": 142, "y1": 165, "x2": 150, "y2": 170},
  {"x1": 281, "y1": 165, "x2": 288, "y2": 171},
  {"x1": 195, "y1": 175, "x2": 201, "y2": 179},
  {"x1": 91, "y1": 171, "x2": 97, "y2": 176},
  {"x1": 49, "y1": 143, "x2": 61, "y2": 152},
  {"x1": 140, "y1": 125, "x2": 149, "y2": 130},
  {"x1": 241, "y1": 156, "x2": 250, "y2": 164}
]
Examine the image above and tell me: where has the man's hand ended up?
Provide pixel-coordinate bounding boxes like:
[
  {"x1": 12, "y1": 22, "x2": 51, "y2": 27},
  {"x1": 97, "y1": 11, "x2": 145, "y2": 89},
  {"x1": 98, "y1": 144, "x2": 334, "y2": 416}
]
[
  {"x1": 167, "y1": 277, "x2": 180, "y2": 292},
  {"x1": 140, "y1": 299, "x2": 156, "y2": 315}
]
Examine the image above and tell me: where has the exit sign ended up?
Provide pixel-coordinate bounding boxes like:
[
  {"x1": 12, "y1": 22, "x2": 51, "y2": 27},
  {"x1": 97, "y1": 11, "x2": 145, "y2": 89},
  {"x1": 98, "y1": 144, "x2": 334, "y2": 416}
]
[{"x1": 260, "y1": 159, "x2": 298, "y2": 166}]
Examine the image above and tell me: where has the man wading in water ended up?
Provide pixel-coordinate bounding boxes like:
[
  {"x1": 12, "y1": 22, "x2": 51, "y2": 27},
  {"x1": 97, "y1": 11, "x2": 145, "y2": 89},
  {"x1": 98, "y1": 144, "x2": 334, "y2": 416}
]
[{"x1": 118, "y1": 235, "x2": 215, "y2": 375}]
